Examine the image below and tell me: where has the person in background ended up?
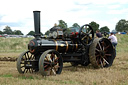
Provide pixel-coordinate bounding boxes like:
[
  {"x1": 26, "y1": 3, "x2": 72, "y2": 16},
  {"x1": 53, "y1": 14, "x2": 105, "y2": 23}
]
[
  {"x1": 108, "y1": 32, "x2": 117, "y2": 56},
  {"x1": 96, "y1": 30, "x2": 102, "y2": 38}
]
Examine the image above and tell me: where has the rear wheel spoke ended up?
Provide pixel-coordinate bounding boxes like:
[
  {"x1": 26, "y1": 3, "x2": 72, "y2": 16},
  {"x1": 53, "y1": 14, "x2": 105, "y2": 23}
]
[
  {"x1": 103, "y1": 58, "x2": 109, "y2": 65},
  {"x1": 52, "y1": 69, "x2": 56, "y2": 75},
  {"x1": 44, "y1": 65, "x2": 48, "y2": 68},
  {"x1": 100, "y1": 59, "x2": 103, "y2": 68},
  {"x1": 98, "y1": 42, "x2": 102, "y2": 50},
  {"x1": 105, "y1": 45, "x2": 110, "y2": 50},
  {"x1": 105, "y1": 54, "x2": 112, "y2": 56}
]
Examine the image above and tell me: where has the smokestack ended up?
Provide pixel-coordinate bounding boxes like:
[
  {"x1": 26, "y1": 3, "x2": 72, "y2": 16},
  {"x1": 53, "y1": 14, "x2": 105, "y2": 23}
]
[{"x1": 33, "y1": 11, "x2": 41, "y2": 39}]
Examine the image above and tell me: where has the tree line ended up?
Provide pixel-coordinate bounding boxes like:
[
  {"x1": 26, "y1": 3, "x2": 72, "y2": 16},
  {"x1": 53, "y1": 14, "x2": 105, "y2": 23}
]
[
  {"x1": 0, "y1": 19, "x2": 127, "y2": 35},
  {"x1": 0, "y1": 26, "x2": 23, "y2": 35}
]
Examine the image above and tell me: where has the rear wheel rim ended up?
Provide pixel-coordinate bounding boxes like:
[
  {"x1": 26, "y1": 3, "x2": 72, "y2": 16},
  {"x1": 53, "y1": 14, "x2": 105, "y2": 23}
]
[
  {"x1": 39, "y1": 50, "x2": 63, "y2": 76},
  {"x1": 89, "y1": 38, "x2": 115, "y2": 68}
]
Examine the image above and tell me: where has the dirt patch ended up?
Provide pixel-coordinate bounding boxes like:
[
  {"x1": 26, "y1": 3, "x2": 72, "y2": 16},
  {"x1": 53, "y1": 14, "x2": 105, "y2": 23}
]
[{"x1": 0, "y1": 57, "x2": 17, "y2": 61}]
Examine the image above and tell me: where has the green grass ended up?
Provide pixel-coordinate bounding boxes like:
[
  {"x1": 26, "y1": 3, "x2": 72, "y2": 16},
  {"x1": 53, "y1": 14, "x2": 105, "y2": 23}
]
[
  {"x1": 0, "y1": 37, "x2": 32, "y2": 53},
  {"x1": 116, "y1": 34, "x2": 128, "y2": 53},
  {"x1": 0, "y1": 34, "x2": 127, "y2": 54}
]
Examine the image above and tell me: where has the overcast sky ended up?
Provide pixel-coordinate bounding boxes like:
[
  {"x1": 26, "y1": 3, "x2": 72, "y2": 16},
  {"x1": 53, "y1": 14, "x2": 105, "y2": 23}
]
[{"x1": 0, "y1": 0, "x2": 128, "y2": 35}]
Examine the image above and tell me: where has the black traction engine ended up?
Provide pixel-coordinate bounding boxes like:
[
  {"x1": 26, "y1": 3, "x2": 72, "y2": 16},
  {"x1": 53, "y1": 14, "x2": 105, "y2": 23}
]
[{"x1": 17, "y1": 11, "x2": 115, "y2": 76}]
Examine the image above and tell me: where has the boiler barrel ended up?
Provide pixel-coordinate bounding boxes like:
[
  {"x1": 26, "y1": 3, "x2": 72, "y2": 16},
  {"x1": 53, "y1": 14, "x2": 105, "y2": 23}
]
[{"x1": 28, "y1": 39, "x2": 81, "y2": 54}]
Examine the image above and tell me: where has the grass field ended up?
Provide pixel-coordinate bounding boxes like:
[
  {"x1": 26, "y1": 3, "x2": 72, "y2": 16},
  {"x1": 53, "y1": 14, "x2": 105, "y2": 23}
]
[{"x1": 0, "y1": 34, "x2": 128, "y2": 85}]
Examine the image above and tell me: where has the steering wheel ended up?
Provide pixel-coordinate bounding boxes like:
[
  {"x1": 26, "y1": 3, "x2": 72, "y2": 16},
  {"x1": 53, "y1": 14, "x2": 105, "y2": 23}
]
[{"x1": 79, "y1": 24, "x2": 94, "y2": 46}]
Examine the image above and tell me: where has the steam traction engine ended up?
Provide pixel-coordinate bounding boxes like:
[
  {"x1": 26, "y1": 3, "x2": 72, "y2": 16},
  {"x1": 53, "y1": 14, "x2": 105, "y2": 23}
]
[{"x1": 17, "y1": 11, "x2": 115, "y2": 76}]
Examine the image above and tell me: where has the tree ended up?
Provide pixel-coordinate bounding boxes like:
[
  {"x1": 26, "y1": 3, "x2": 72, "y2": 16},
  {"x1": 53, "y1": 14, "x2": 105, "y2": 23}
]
[
  {"x1": 72, "y1": 23, "x2": 80, "y2": 28},
  {"x1": 27, "y1": 31, "x2": 35, "y2": 35},
  {"x1": 89, "y1": 21, "x2": 99, "y2": 33},
  {"x1": 27, "y1": 31, "x2": 43, "y2": 36},
  {"x1": 0, "y1": 30, "x2": 3, "y2": 34},
  {"x1": 45, "y1": 30, "x2": 50, "y2": 35},
  {"x1": 100, "y1": 26, "x2": 110, "y2": 33},
  {"x1": 115, "y1": 19, "x2": 128, "y2": 32},
  {"x1": 13, "y1": 30, "x2": 23, "y2": 35},
  {"x1": 3, "y1": 26, "x2": 13, "y2": 34},
  {"x1": 58, "y1": 20, "x2": 67, "y2": 29}
]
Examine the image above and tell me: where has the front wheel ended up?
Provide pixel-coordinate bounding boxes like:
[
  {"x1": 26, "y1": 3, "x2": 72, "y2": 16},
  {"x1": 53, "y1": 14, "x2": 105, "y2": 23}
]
[{"x1": 17, "y1": 51, "x2": 38, "y2": 73}]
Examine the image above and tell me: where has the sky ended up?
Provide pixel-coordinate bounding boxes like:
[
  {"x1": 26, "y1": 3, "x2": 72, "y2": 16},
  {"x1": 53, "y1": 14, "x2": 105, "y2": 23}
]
[{"x1": 0, "y1": 0, "x2": 128, "y2": 35}]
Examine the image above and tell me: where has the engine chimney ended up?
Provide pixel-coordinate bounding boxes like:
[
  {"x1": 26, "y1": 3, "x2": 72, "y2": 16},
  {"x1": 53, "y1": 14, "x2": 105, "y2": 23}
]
[{"x1": 33, "y1": 11, "x2": 41, "y2": 39}]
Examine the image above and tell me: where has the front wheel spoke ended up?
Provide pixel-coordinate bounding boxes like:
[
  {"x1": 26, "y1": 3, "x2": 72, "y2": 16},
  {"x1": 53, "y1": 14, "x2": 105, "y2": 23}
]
[
  {"x1": 29, "y1": 54, "x2": 32, "y2": 60},
  {"x1": 31, "y1": 55, "x2": 34, "y2": 60},
  {"x1": 21, "y1": 65, "x2": 25, "y2": 68},
  {"x1": 30, "y1": 68, "x2": 33, "y2": 73},
  {"x1": 28, "y1": 69, "x2": 31, "y2": 73},
  {"x1": 20, "y1": 62, "x2": 25, "y2": 64},
  {"x1": 24, "y1": 69, "x2": 28, "y2": 73},
  {"x1": 26, "y1": 53, "x2": 29, "y2": 59},
  {"x1": 24, "y1": 54, "x2": 27, "y2": 60},
  {"x1": 26, "y1": 69, "x2": 28, "y2": 73},
  {"x1": 103, "y1": 58, "x2": 109, "y2": 65}
]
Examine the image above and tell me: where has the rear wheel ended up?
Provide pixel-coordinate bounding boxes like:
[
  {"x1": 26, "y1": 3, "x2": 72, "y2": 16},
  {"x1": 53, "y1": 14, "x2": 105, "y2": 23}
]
[{"x1": 89, "y1": 38, "x2": 115, "y2": 68}]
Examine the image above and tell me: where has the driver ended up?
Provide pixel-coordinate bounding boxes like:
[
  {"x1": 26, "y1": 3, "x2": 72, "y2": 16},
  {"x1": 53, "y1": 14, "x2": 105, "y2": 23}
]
[{"x1": 96, "y1": 30, "x2": 102, "y2": 38}]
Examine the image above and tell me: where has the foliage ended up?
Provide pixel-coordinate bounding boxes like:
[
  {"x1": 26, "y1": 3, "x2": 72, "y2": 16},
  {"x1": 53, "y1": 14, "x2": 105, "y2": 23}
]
[
  {"x1": 72, "y1": 23, "x2": 80, "y2": 28},
  {"x1": 27, "y1": 31, "x2": 35, "y2": 35},
  {"x1": 13, "y1": 30, "x2": 23, "y2": 35},
  {"x1": 64, "y1": 23, "x2": 80, "y2": 34},
  {"x1": 89, "y1": 21, "x2": 99, "y2": 33},
  {"x1": 115, "y1": 19, "x2": 128, "y2": 32},
  {"x1": 0, "y1": 30, "x2": 3, "y2": 34},
  {"x1": 100, "y1": 26, "x2": 110, "y2": 33},
  {"x1": 58, "y1": 20, "x2": 67, "y2": 29},
  {"x1": 45, "y1": 30, "x2": 50, "y2": 35},
  {"x1": 27, "y1": 30, "x2": 43, "y2": 36},
  {"x1": 3, "y1": 26, "x2": 13, "y2": 34},
  {"x1": 1, "y1": 26, "x2": 24, "y2": 35}
]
